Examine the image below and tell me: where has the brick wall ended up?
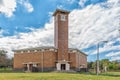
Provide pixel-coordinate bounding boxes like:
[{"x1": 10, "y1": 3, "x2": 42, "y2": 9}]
[
  {"x1": 14, "y1": 51, "x2": 56, "y2": 70},
  {"x1": 69, "y1": 52, "x2": 87, "y2": 69},
  {"x1": 79, "y1": 53, "x2": 87, "y2": 68},
  {"x1": 69, "y1": 53, "x2": 76, "y2": 68},
  {"x1": 54, "y1": 11, "x2": 69, "y2": 61},
  {"x1": 14, "y1": 49, "x2": 87, "y2": 71}
]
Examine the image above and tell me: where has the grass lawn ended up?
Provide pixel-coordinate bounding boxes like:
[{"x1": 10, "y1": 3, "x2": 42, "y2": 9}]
[
  {"x1": 0, "y1": 68, "x2": 12, "y2": 73},
  {"x1": 0, "y1": 72, "x2": 120, "y2": 80}
]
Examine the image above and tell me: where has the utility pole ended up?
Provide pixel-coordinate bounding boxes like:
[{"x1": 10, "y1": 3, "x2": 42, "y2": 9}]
[
  {"x1": 118, "y1": 17, "x2": 120, "y2": 33},
  {"x1": 96, "y1": 41, "x2": 108, "y2": 75}
]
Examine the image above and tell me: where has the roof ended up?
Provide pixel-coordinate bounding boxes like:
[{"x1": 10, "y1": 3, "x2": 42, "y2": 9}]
[
  {"x1": 69, "y1": 48, "x2": 88, "y2": 56},
  {"x1": 13, "y1": 46, "x2": 56, "y2": 52},
  {"x1": 53, "y1": 9, "x2": 70, "y2": 16},
  {"x1": 13, "y1": 47, "x2": 87, "y2": 56}
]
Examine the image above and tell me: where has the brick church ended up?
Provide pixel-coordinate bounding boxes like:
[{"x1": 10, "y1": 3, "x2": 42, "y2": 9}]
[{"x1": 14, "y1": 9, "x2": 87, "y2": 72}]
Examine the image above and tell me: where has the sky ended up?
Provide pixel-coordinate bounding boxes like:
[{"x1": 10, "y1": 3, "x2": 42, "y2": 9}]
[{"x1": 0, "y1": 0, "x2": 120, "y2": 61}]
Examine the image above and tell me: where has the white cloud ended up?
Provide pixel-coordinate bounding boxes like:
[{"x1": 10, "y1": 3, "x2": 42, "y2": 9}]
[
  {"x1": 106, "y1": 52, "x2": 120, "y2": 57},
  {"x1": 90, "y1": 44, "x2": 120, "y2": 55},
  {"x1": 69, "y1": 0, "x2": 120, "y2": 49},
  {"x1": 66, "y1": 0, "x2": 75, "y2": 4},
  {"x1": 57, "y1": 5, "x2": 64, "y2": 9},
  {"x1": 23, "y1": 1, "x2": 33, "y2": 12},
  {"x1": 0, "y1": 18, "x2": 54, "y2": 57},
  {"x1": 0, "y1": 0, "x2": 16, "y2": 17},
  {"x1": 79, "y1": 0, "x2": 88, "y2": 7},
  {"x1": 24, "y1": 27, "x2": 36, "y2": 31},
  {"x1": 0, "y1": 0, "x2": 120, "y2": 61},
  {"x1": 111, "y1": 56, "x2": 120, "y2": 61},
  {"x1": 0, "y1": 0, "x2": 34, "y2": 17},
  {"x1": 18, "y1": 0, "x2": 34, "y2": 13}
]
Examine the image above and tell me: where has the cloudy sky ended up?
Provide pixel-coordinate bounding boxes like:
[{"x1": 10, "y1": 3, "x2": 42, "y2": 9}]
[{"x1": 0, "y1": 0, "x2": 120, "y2": 61}]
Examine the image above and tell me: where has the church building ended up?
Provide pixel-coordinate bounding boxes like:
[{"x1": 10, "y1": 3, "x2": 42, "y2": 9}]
[{"x1": 13, "y1": 9, "x2": 87, "y2": 72}]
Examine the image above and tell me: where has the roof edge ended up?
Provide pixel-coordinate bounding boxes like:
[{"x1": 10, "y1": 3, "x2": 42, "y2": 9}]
[
  {"x1": 69, "y1": 48, "x2": 88, "y2": 56},
  {"x1": 53, "y1": 9, "x2": 70, "y2": 16},
  {"x1": 13, "y1": 46, "x2": 56, "y2": 52}
]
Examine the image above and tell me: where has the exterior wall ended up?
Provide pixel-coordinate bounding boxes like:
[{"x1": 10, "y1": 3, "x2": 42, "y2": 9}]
[
  {"x1": 14, "y1": 50, "x2": 87, "y2": 72},
  {"x1": 79, "y1": 53, "x2": 87, "y2": 68},
  {"x1": 75, "y1": 52, "x2": 87, "y2": 72},
  {"x1": 43, "y1": 51, "x2": 56, "y2": 68},
  {"x1": 14, "y1": 50, "x2": 56, "y2": 71},
  {"x1": 54, "y1": 11, "x2": 69, "y2": 61},
  {"x1": 14, "y1": 52, "x2": 42, "y2": 69},
  {"x1": 69, "y1": 53, "x2": 76, "y2": 69},
  {"x1": 69, "y1": 52, "x2": 87, "y2": 71}
]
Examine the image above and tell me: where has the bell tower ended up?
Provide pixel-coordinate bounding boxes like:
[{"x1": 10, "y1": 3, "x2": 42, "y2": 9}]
[{"x1": 53, "y1": 9, "x2": 70, "y2": 61}]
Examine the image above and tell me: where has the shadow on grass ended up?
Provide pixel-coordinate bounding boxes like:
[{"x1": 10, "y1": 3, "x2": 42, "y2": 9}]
[
  {"x1": 100, "y1": 73, "x2": 120, "y2": 77},
  {"x1": 78, "y1": 72, "x2": 120, "y2": 77}
]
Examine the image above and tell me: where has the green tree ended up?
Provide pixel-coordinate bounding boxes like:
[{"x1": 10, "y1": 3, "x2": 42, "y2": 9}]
[
  {"x1": 88, "y1": 62, "x2": 94, "y2": 69},
  {"x1": 100, "y1": 59, "x2": 109, "y2": 72},
  {"x1": 88, "y1": 59, "x2": 120, "y2": 72},
  {"x1": 91, "y1": 61, "x2": 96, "y2": 72},
  {"x1": 0, "y1": 50, "x2": 13, "y2": 68},
  {"x1": 0, "y1": 50, "x2": 7, "y2": 67},
  {"x1": 108, "y1": 61, "x2": 119, "y2": 70}
]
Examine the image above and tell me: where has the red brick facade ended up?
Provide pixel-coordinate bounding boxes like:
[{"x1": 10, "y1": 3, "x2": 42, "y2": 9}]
[
  {"x1": 53, "y1": 10, "x2": 69, "y2": 61},
  {"x1": 13, "y1": 9, "x2": 87, "y2": 72},
  {"x1": 14, "y1": 48, "x2": 87, "y2": 71}
]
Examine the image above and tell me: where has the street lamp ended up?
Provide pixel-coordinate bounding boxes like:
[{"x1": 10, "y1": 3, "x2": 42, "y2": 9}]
[{"x1": 96, "y1": 40, "x2": 108, "y2": 75}]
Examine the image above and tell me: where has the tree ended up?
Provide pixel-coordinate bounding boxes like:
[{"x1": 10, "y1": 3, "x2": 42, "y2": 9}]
[
  {"x1": 92, "y1": 61, "x2": 96, "y2": 72},
  {"x1": 88, "y1": 59, "x2": 120, "y2": 72},
  {"x1": 0, "y1": 50, "x2": 7, "y2": 67},
  {"x1": 0, "y1": 50, "x2": 13, "y2": 68},
  {"x1": 100, "y1": 59, "x2": 109, "y2": 72},
  {"x1": 88, "y1": 62, "x2": 94, "y2": 69},
  {"x1": 108, "y1": 61, "x2": 119, "y2": 70}
]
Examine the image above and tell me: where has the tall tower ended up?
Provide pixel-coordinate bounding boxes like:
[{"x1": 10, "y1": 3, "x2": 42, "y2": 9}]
[{"x1": 53, "y1": 9, "x2": 70, "y2": 61}]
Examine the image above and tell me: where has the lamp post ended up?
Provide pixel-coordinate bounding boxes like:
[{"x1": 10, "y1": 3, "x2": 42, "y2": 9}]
[{"x1": 96, "y1": 41, "x2": 108, "y2": 75}]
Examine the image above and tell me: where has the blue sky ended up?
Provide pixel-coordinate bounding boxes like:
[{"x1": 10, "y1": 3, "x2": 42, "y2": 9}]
[
  {"x1": 0, "y1": 0, "x2": 107, "y2": 36},
  {"x1": 0, "y1": 0, "x2": 78, "y2": 36},
  {"x1": 0, "y1": 0, "x2": 120, "y2": 61}
]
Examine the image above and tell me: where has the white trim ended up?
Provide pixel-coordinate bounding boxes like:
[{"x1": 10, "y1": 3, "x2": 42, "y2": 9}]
[
  {"x1": 56, "y1": 62, "x2": 70, "y2": 71},
  {"x1": 42, "y1": 49, "x2": 44, "y2": 52},
  {"x1": 28, "y1": 50, "x2": 30, "y2": 53},
  {"x1": 34, "y1": 50, "x2": 37, "y2": 52},
  {"x1": 49, "y1": 48, "x2": 54, "y2": 51},
  {"x1": 21, "y1": 51, "x2": 23, "y2": 53}
]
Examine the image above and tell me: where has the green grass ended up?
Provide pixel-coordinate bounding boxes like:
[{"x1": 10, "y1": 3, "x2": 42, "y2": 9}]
[
  {"x1": 0, "y1": 72, "x2": 120, "y2": 80},
  {"x1": 0, "y1": 68, "x2": 12, "y2": 72}
]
